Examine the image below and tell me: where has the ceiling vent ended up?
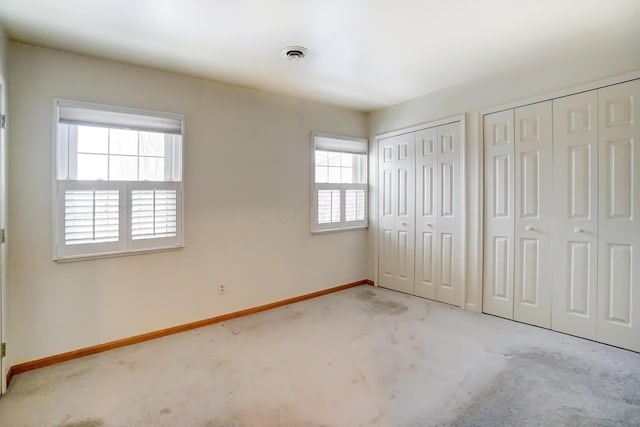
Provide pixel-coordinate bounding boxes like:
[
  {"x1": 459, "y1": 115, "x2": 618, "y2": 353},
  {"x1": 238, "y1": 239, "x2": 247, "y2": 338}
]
[{"x1": 281, "y1": 46, "x2": 309, "y2": 62}]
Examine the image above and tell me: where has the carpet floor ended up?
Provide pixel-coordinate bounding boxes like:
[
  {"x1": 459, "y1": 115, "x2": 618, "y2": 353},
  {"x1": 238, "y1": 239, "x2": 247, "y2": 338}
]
[{"x1": 0, "y1": 285, "x2": 639, "y2": 426}]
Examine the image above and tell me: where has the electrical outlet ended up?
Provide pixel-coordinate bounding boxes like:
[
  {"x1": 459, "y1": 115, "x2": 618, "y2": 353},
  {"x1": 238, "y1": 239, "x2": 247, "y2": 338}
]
[{"x1": 218, "y1": 284, "x2": 225, "y2": 295}]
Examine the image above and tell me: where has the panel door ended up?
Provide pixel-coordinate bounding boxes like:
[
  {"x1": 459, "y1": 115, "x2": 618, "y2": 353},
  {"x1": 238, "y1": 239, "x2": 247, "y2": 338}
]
[
  {"x1": 483, "y1": 110, "x2": 515, "y2": 319},
  {"x1": 434, "y1": 123, "x2": 462, "y2": 306},
  {"x1": 414, "y1": 127, "x2": 438, "y2": 299},
  {"x1": 0, "y1": 83, "x2": 5, "y2": 394},
  {"x1": 378, "y1": 136, "x2": 396, "y2": 290},
  {"x1": 552, "y1": 90, "x2": 599, "y2": 340},
  {"x1": 513, "y1": 101, "x2": 553, "y2": 328},
  {"x1": 378, "y1": 133, "x2": 416, "y2": 294},
  {"x1": 597, "y1": 80, "x2": 640, "y2": 352}
]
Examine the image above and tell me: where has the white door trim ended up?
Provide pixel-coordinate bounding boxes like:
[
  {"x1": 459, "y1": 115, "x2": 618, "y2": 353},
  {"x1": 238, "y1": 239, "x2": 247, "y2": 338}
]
[
  {"x1": 376, "y1": 115, "x2": 465, "y2": 141},
  {"x1": 0, "y1": 78, "x2": 6, "y2": 394}
]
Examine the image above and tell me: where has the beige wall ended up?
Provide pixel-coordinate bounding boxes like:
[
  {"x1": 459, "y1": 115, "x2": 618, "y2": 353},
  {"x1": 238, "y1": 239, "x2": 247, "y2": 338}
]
[
  {"x1": 7, "y1": 43, "x2": 368, "y2": 367},
  {"x1": 0, "y1": 28, "x2": 9, "y2": 76},
  {"x1": 0, "y1": 25, "x2": 7, "y2": 78},
  {"x1": 368, "y1": 51, "x2": 640, "y2": 312}
]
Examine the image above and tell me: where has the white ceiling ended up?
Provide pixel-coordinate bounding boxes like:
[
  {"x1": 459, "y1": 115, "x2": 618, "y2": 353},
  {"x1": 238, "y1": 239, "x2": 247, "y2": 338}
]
[{"x1": 0, "y1": 0, "x2": 639, "y2": 111}]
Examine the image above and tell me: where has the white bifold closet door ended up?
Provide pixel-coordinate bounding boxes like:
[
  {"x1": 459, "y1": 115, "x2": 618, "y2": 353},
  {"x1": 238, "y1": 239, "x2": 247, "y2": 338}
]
[
  {"x1": 414, "y1": 123, "x2": 462, "y2": 305},
  {"x1": 552, "y1": 90, "x2": 599, "y2": 340},
  {"x1": 513, "y1": 101, "x2": 553, "y2": 328},
  {"x1": 484, "y1": 79, "x2": 639, "y2": 352},
  {"x1": 597, "y1": 80, "x2": 640, "y2": 352},
  {"x1": 378, "y1": 132, "x2": 416, "y2": 294},
  {"x1": 483, "y1": 101, "x2": 553, "y2": 327},
  {"x1": 378, "y1": 121, "x2": 462, "y2": 305},
  {"x1": 483, "y1": 110, "x2": 515, "y2": 319},
  {"x1": 553, "y1": 82, "x2": 640, "y2": 351}
]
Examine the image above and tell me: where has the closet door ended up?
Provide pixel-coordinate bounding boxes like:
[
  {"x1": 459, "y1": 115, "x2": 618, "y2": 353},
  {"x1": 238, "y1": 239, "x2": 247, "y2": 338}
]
[
  {"x1": 483, "y1": 110, "x2": 515, "y2": 319},
  {"x1": 414, "y1": 127, "x2": 438, "y2": 299},
  {"x1": 434, "y1": 123, "x2": 462, "y2": 305},
  {"x1": 513, "y1": 101, "x2": 553, "y2": 328},
  {"x1": 597, "y1": 80, "x2": 640, "y2": 352},
  {"x1": 552, "y1": 90, "x2": 599, "y2": 340},
  {"x1": 378, "y1": 133, "x2": 416, "y2": 294},
  {"x1": 378, "y1": 135, "x2": 397, "y2": 290}
]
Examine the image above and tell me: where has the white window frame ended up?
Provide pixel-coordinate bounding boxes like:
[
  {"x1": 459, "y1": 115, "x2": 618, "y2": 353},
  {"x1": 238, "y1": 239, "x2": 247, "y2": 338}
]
[
  {"x1": 311, "y1": 131, "x2": 368, "y2": 233},
  {"x1": 52, "y1": 99, "x2": 185, "y2": 261}
]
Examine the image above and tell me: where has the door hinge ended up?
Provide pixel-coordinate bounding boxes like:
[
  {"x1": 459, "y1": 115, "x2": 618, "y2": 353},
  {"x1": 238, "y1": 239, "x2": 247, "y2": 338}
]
[
  {"x1": 0, "y1": 114, "x2": 5, "y2": 130},
  {"x1": 0, "y1": 228, "x2": 5, "y2": 244},
  {"x1": 1, "y1": 343, "x2": 5, "y2": 358}
]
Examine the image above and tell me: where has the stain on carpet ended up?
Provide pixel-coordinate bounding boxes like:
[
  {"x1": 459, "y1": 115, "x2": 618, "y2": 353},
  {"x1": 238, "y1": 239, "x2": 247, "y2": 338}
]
[
  {"x1": 56, "y1": 418, "x2": 104, "y2": 427},
  {"x1": 436, "y1": 347, "x2": 640, "y2": 427},
  {"x1": 357, "y1": 289, "x2": 408, "y2": 315},
  {"x1": 201, "y1": 405, "x2": 324, "y2": 427},
  {"x1": 357, "y1": 289, "x2": 376, "y2": 300}
]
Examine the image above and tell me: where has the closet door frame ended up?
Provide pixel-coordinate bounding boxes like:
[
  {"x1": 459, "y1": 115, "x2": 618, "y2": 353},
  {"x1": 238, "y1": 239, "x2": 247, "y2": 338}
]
[{"x1": 375, "y1": 114, "x2": 466, "y2": 308}]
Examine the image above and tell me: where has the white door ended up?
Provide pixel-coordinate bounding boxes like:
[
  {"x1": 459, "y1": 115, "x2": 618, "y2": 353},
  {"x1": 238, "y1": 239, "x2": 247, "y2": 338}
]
[
  {"x1": 597, "y1": 80, "x2": 640, "y2": 352},
  {"x1": 414, "y1": 127, "x2": 438, "y2": 299},
  {"x1": 378, "y1": 133, "x2": 415, "y2": 294},
  {"x1": 513, "y1": 101, "x2": 553, "y2": 328},
  {"x1": 434, "y1": 123, "x2": 462, "y2": 305},
  {"x1": 552, "y1": 90, "x2": 599, "y2": 340},
  {"x1": 0, "y1": 82, "x2": 5, "y2": 394},
  {"x1": 483, "y1": 110, "x2": 515, "y2": 319}
]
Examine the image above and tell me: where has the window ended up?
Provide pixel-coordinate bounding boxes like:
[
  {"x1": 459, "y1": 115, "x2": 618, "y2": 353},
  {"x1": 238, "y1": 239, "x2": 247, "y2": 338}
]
[
  {"x1": 312, "y1": 132, "x2": 368, "y2": 232},
  {"x1": 53, "y1": 100, "x2": 184, "y2": 260}
]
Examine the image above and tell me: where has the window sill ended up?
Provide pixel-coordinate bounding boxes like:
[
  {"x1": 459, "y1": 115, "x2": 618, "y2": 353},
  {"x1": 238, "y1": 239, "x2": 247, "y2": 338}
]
[
  {"x1": 311, "y1": 225, "x2": 368, "y2": 235},
  {"x1": 53, "y1": 245, "x2": 185, "y2": 263}
]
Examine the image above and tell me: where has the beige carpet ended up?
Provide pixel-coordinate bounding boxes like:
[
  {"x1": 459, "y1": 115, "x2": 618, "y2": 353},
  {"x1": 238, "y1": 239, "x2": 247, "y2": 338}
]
[{"x1": 0, "y1": 285, "x2": 639, "y2": 426}]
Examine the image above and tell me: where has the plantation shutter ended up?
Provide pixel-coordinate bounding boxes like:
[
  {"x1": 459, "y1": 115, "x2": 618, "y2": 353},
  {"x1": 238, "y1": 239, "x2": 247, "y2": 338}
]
[
  {"x1": 317, "y1": 189, "x2": 341, "y2": 224},
  {"x1": 64, "y1": 190, "x2": 119, "y2": 245},
  {"x1": 132, "y1": 189, "x2": 178, "y2": 240},
  {"x1": 345, "y1": 188, "x2": 366, "y2": 222}
]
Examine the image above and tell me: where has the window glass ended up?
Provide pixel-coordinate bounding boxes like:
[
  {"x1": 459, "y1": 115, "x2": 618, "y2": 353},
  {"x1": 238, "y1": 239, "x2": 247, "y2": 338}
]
[
  {"x1": 139, "y1": 157, "x2": 165, "y2": 181},
  {"x1": 109, "y1": 155, "x2": 138, "y2": 181},
  {"x1": 77, "y1": 153, "x2": 108, "y2": 180},
  {"x1": 314, "y1": 150, "x2": 365, "y2": 184},
  {"x1": 139, "y1": 132, "x2": 165, "y2": 156},
  {"x1": 77, "y1": 126, "x2": 108, "y2": 154},
  {"x1": 71, "y1": 125, "x2": 177, "y2": 182},
  {"x1": 109, "y1": 129, "x2": 138, "y2": 155}
]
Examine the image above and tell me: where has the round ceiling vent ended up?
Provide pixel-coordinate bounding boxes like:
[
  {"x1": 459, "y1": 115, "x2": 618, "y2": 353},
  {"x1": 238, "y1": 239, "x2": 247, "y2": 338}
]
[{"x1": 281, "y1": 46, "x2": 309, "y2": 62}]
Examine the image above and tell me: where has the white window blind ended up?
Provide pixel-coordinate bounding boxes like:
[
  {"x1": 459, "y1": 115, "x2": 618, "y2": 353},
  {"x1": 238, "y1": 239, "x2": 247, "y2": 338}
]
[
  {"x1": 54, "y1": 100, "x2": 184, "y2": 260},
  {"x1": 317, "y1": 189, "x2": 341, "y2": 224},
  {"x1": 58, "y1": 101, "x2": 182, "y2": 134},
  {"x1": 312, "y1": 132, "x2": 368, "y2": 232},
  {"x1": 345, "y1": 189, "x2": 366, "y2": 222},
  {"x1": 314, "y1": 135, "x2": 367, "y2": 154},
  {"x1": 132, "y1": 189, "x2": 177, "y2": 240},
  {"x1": 64, "y1": 190, "x2": 119, "y2": 245}
]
